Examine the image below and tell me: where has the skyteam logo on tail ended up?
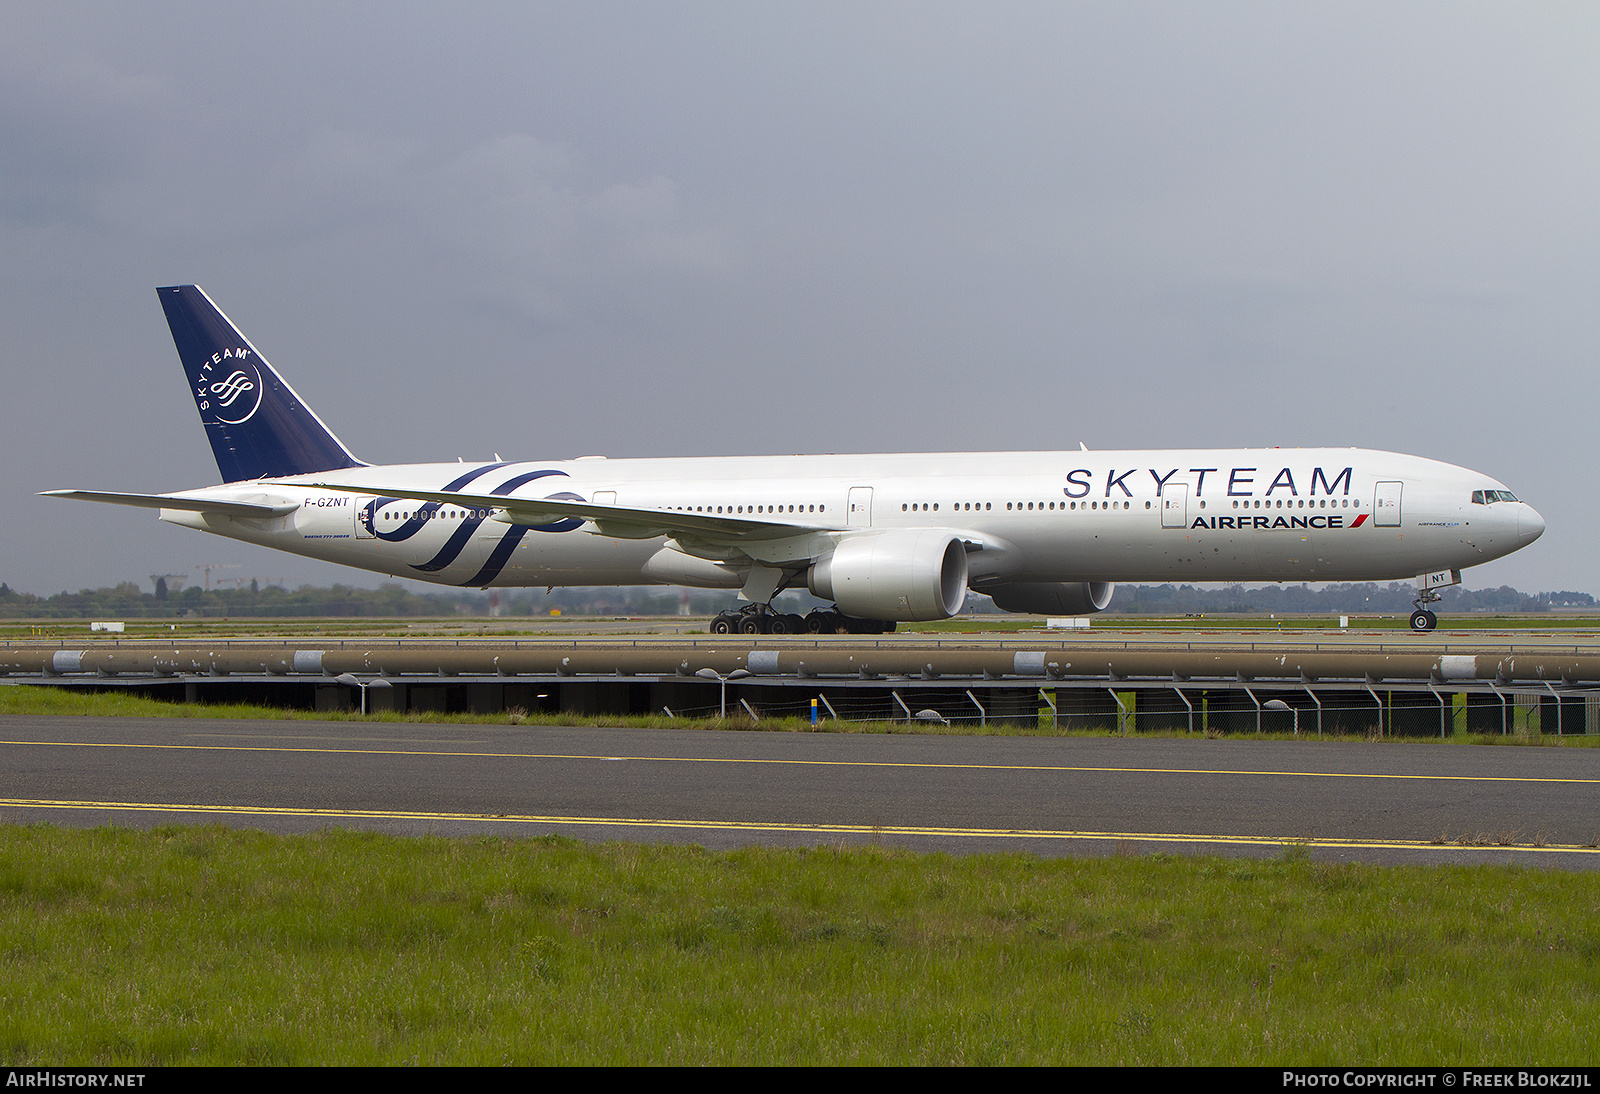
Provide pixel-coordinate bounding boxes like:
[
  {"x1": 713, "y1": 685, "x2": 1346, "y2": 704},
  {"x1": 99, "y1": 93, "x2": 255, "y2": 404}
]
[
  {"x1": 194, "y1": 348, "x2": 262, "y2": 425},
  {"x1": 211, "y1": 369, "x2": 254, "y2": 406}
]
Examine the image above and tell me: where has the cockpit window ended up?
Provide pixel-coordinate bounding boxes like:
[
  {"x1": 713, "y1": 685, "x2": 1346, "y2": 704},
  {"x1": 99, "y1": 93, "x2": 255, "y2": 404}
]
[{"x1": 1472, "y1": 489, "x2": 1520, "y2": 505}]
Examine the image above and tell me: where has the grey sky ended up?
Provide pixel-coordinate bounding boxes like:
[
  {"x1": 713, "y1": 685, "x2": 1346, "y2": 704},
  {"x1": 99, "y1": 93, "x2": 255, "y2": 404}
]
[{"x1": 5, "y1": 3, "x2": 1596, "y2": 595}]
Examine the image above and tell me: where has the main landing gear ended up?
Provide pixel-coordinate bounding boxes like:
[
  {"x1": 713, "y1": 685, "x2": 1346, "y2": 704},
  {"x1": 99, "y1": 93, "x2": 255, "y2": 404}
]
[{"x1": 709, "y1": 605, "x2": 895, "y2": 635}]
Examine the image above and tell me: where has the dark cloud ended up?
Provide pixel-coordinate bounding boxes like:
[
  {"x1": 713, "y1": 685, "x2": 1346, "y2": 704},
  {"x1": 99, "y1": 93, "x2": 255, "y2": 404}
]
[{"x1": 6, "y1": 2, "x2": 1597, "y2": 594}]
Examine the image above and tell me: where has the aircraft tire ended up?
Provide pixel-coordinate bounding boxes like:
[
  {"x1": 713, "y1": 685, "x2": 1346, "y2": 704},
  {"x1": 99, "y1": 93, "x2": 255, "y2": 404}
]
[
  {"x1": 1409, "y1": 609, "x2": 1437, "y2": 632},
  {"x1": 710, "y1": 615, "x2": 735, "y2": 635},
  {"x1": 739, "y1": 615, "x2": 766, "y2": 635}
]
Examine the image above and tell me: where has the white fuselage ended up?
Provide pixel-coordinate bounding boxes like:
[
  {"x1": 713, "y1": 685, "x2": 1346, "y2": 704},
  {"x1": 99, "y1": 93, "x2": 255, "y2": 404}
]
[{"x1": 156, "y1": 447, "x2": 1544, "y2": 591}]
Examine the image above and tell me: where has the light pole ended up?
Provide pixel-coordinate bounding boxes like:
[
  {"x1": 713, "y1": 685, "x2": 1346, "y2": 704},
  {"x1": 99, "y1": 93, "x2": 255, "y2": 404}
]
[
  {"x1": 335, "y1": 672, "x2": 393, "y2": 714},
  {"x1": 695, "y1": 667, "x2": 751, "y2": 718},
  {"x1": 1264, "y1": 698, "x2": 1298, "y2": 736}
]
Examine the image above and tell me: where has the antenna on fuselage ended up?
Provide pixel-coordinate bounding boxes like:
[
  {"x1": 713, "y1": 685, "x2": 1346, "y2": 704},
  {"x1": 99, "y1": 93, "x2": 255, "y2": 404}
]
[{"x1": 1079, "y1": 442, "x2": 1089, "y2": 452}]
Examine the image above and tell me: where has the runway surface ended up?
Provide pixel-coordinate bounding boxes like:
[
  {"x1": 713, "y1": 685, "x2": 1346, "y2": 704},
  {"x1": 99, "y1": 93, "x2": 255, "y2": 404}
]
[{"x1": 3, "y1": 714, "x2": 1598, "y2": 866}]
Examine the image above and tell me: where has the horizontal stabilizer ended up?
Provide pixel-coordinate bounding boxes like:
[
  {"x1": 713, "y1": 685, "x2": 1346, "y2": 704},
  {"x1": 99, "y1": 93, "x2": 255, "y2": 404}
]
[{"x1": 39, "y1": 490, "x2": 301, "y2": 519}]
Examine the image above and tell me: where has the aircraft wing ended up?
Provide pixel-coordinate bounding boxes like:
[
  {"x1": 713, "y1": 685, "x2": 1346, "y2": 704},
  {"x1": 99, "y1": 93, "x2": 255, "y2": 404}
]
[
  {"x1": 300, "y1": 482, "x2": 838, "y2": 542},
  {"x1": 39, "y1": 489, "x2": 302, "y2": 519}
]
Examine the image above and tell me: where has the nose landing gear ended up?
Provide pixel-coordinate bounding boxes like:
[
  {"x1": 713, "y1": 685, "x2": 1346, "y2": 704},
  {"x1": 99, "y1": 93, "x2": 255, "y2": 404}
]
[
  {"x1": 1407, "y1": 569, "x2": 1462, "y2": 632},
  {"x1": 1409, "y1": 587, "x2": 1442, "y2": 632}
]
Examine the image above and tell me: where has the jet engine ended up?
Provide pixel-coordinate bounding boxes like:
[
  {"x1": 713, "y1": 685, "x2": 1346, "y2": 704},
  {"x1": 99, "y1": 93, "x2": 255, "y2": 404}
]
[
  {"x1": 808, "y1": 531, "x2": 969, "y2": 621},
  {"x1": 983, "y1": 580, "x2": 1115, "y2": 616}
]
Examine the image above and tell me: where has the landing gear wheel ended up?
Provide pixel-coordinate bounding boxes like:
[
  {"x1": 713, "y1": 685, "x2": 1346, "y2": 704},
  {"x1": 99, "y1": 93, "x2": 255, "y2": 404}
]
[
  {"x1": 806, "y1": 611, "x2": 840, "y2": 634},
  {"x1": 1409, "y1": 609, "x2": 1437, "y2": 632},
  {"x1": 710, "y1": 614, "x2": 735, "y2": 635},
  {"x1": 767, "y1": 613, "x2": 804, "y2": 635},
  {"x1": 739, "y1": 615, "x2": 766, "y2": 635}
]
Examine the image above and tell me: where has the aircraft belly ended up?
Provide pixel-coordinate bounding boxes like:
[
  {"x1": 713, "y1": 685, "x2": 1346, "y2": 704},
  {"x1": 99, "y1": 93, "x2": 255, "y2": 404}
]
[
  {"x1": 1019, "y1": 521, "x2": 1481, "y2": 584},
  {"x1": 483, "y1": 531, "x2": 659, "y2": 586}
]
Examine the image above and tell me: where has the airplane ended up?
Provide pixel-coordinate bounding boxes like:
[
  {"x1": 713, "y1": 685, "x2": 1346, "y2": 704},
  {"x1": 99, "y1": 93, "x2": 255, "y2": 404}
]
[{"x1": 42, "y1": 285, "x2": 1545, "y2": 634}]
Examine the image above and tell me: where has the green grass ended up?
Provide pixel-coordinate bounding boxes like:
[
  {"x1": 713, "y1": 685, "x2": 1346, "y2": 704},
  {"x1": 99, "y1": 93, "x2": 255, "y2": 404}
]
[{"x1": 0, "y1": 826, "x2": 1596, "y2": 1064}]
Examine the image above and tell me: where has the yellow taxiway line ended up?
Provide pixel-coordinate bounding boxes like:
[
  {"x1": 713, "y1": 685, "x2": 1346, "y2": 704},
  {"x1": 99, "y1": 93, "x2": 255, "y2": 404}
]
[{"x1": 0, "y1": 795, "x2": 1594, "y2": 855}]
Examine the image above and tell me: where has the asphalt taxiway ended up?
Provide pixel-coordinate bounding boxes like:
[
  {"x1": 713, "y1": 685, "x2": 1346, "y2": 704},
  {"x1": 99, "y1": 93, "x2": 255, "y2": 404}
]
[{"x1": 2, "y1": 714, "x2": 1597, "y2": 866}]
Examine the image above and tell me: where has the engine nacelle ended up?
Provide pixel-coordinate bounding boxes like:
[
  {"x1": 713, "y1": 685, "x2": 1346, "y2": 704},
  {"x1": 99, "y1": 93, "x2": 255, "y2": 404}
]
[
  {"x1": 984, "y1": 580, "x2": 1115, "y2": 616},
  {"x1": 808, "y1": 531, "x2": 969, "y2": 621}
]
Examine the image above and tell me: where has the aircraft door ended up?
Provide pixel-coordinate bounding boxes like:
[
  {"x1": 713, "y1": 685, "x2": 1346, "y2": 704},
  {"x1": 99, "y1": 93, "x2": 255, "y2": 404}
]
[
  {"x1": 354, "y1": 496, "x2": 375, "y2": 539},
  {"x1": 1374, "y1": 481, "x2": 1403, "y2": 527},
  {"x1": 847, "y1": 487, "x2": 873, "y2": 527},
  {"x1": 1160, "y1": 483, "x2": 1188, "y2": 529}
]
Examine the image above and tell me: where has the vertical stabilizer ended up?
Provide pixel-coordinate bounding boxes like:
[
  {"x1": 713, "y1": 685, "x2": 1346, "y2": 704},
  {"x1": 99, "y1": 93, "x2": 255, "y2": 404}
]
[{"x1": 158, "y1": 285, "x2": 364, "y2": 483}]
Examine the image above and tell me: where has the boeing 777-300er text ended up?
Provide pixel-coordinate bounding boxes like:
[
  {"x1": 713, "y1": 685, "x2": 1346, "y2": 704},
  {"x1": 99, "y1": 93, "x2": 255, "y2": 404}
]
[{"x1": 43, "y1": 286, "x2": 1545, "y2": 633}]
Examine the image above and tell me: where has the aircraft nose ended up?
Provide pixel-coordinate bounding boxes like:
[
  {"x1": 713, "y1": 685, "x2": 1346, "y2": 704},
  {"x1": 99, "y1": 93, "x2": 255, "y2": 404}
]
[{"x1": 1519, "y1": 505, "x2": 1546, "y2": 544}]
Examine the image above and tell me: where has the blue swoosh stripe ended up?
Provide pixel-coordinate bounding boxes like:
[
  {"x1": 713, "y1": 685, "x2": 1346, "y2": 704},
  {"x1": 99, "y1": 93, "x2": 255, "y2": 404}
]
[
  {"x1": 412, "y1": 515, "x2": 487, "y2": 572},
  {"x1": 414, "y1": 469, "x2": 573, "y2": 575},
  {"x1": 460, "y1": 527, "x2": 530, "y2": 588},
  {"x1": 366, "y1": 462, "x2": 514, "y2": 542},
  {"x1": 460, "y1": 489, "x2": 586, "y2": 587},
  {"x1": 491, "y1": 469, "x2": 568, "y2": 495}
]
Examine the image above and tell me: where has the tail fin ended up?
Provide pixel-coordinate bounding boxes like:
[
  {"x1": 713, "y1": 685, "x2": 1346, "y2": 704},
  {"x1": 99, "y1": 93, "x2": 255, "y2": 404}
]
[{"x1": 158, "y1": 285, "x2": 364, "y2": 483}]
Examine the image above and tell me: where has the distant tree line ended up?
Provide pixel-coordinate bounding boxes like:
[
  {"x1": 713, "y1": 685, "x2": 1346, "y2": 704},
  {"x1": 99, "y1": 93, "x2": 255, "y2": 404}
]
[
  {"x1": 0, "y1": 579, "x2": 1591, "y2": 620},
  {"x1": 0, "y1": 580, "x2": 749, "y2": 620}
]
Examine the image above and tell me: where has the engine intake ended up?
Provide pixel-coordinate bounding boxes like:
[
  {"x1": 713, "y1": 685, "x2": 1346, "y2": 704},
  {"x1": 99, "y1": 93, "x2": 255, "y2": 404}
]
[{"x1": 808, "y1": 531, "x2": 969, "y2": 621}]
